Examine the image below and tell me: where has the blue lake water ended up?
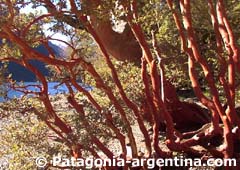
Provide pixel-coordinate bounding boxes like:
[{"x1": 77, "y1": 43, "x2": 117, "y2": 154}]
[{"x1": 0, "y1": 82, "x2": 92, "y2": 102}]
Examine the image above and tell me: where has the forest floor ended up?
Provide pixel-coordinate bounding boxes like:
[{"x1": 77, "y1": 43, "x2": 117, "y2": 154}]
[{"x1": 0, "y1": 94, "x2": 238, "y2": 169}]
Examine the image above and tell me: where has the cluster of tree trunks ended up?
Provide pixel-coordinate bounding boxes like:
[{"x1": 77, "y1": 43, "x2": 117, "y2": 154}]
[{"x1": 81, "y1": 0, "x2": 212, "y2": 132}]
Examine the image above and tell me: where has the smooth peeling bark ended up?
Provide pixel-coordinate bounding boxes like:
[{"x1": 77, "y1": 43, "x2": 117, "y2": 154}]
[
  {"x1": 187, "y1": 56, "x2": 233, "y2": 158},
  {"x1": 79, "y1": 0, "x2": 142, "y2": 65},
  {"x1": 141, "y1": 58, "x2": 170, "y2": 158},
  {"x1": 150, "y1": 61, "x2": 179, "y2": 142},
  {"x1": 68, "y1": 74, "x2": 128, "y2": 156},
  {"x1": 143, "y1": 38, "x2": 210, "y2": 131},
  {"x1": 69, "y1": 1, "x2": 139, "y2": 158},
  {"x1": 45, "y1": 0, "x2": 142, "y2": 64},
  {"x1": 125, "y1": 0, "x2": 179, "y2": 140},
  {"x1": 152, "y1": 31, "x2": 166, "y2": 103},
  {"x1": 214, "y1": 0, "x2": 240, "y2": 127},
  {"x1": 217, "y1": 0, "x2": 240, "y2": 65},
  {"x1": 0, "y1": 25, "x2": 83, "y2": 69},
  {"x1": 208, "y1": 0, "x2": 236, "y2": 127},
  {"x1": 31, "y1": 107, "x2": 72, "y2": 146},
  {"x1": 67, "y1": 95, "x2": 114, "y2": 159},
  {"x1": 166, "y1": 0, "x2": 188, "y2": 52},
  {"x1": 167, "y1": 0, "x2": 225, "y2": 155},
  {"x1": 91, "y1": 20, "x2": 142, "y2": 65},
  {"x1": 81, "y1": 16, "x2": 152, "y2": 156},
  {"x1": 1, "y1": 25, "x2": 75, "y2": 136},
  {"x1": 216, "y1": 0, "x2": 238, "y2": 119},
  {"x1": 65, "y1": 84, "x2": 126, "y2": 168},
  {"x1": 180, "y1": 0, "x2": 234, "y2": 158},
  {"x1": 21, "y1": 59, "x2": 73, "y2": 134},
  {"x1": 179, "y1": 0, "x2": 222, "y2": 129},
  {"x1": 3, "y1": 0, "x2": 240, "y2": 163},
  {"x1": 167, "y1": 0, "x2": 220, "y2": 131},
  {"x1": 40, "y1": 0, "x2": 214, "y2": 137},
  {"x1": 188, "y1": 56, "x2": 220, "y2": 129},
  {"x1": 125, "y1": 0, "x2": 211, "y2": 143},
  {"x1": 125, "y1": 1, "x2": 182, "y2": 147}
]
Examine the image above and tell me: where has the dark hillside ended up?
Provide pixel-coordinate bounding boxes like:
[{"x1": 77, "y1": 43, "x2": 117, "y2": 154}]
[{"x1": 5, "y1": 42, "x2": 64, "y2": 81}]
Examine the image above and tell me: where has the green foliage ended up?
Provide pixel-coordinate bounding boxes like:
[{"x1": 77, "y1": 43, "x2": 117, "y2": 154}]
[
  {"x1": 137, "y1": 0, "x2": 240, "y2": 90},
  {"x1": 137, "y1": 1, "x2": 190, "y2": 88},
  {"x1": 0, "y1": 65, "x2": 8, "y2": 97},
  {"x1": 87, "y1": 58, "x2": 143, "y2": 103},
  {"x1": 47, "y1": 29, "x2": 99, "y2": 82},
  {"x1": 0, "y1": 98, "x2": 69, "y2": 169},
  {"x1": 0, "y1": 59, "x2": 145, "y2": 167},
  {"x1": 1, "y1": 0, "x2": 240, "y2": 169},
  {"x1": 0, "y1": 12, "x2": 45, "y2": 61}
]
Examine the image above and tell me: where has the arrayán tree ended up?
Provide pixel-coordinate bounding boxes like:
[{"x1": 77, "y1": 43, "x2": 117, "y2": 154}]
[{"x1": 0, "y1": 0, "x2": 240, "y2": 169}]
